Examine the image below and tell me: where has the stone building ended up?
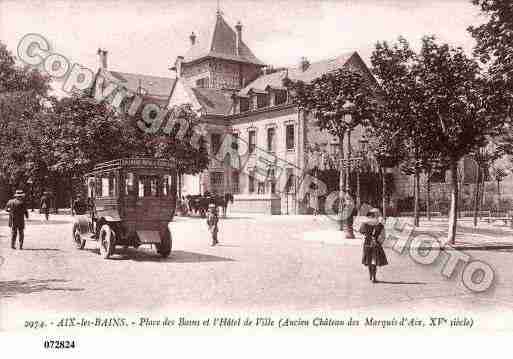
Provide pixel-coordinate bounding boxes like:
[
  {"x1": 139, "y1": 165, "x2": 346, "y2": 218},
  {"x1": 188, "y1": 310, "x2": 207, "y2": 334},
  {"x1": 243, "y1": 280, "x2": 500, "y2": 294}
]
[
  {"x1": 165, "y1": 11, "x2": 377, "y2": 214},
  {"x1": 90, "y1": 10, "x2": 513, "y2": 215}
]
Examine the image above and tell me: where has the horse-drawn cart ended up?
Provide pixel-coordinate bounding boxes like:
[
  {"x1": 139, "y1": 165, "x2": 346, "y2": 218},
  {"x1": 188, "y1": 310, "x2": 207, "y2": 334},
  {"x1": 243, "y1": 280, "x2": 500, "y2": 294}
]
[{"x1": 71, "y1": 158, "x2": 177, "y2": 259}]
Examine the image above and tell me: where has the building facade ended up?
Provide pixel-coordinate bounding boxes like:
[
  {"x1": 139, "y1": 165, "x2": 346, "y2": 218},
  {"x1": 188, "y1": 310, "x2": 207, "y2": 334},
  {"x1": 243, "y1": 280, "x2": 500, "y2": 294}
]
[
  {"x1": 90, "y1": 11, "x2": 513, "y2": 215},
  {"x1": 166, "y1": 11, "x2": 377, "y2": 214}
]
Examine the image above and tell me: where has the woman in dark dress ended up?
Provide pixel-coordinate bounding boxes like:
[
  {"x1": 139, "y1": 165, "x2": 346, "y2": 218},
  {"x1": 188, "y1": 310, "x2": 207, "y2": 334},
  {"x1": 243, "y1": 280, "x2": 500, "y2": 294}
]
[{"x1": 360, "y1": 208, "x2": 388, "y2": 283}]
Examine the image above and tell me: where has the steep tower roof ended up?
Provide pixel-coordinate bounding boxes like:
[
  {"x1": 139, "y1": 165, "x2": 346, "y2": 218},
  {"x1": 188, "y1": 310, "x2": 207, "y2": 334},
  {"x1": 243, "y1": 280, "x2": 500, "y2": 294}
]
[{"x1": 183, "y1": 12, "x2": 265, "y2": 67}]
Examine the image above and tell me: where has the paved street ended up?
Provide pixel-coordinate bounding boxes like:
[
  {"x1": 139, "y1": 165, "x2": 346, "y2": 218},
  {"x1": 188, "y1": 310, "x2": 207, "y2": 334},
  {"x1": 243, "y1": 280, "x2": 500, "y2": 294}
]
[{"x1": 1, "y1": 211, "x2": 513, "y2": 330}]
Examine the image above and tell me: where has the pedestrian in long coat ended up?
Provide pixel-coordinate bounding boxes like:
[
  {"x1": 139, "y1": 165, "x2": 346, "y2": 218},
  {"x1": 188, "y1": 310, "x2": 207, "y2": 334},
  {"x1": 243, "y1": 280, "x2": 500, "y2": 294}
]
[
  {"x1": 360, "y1": 208, "x2": 388, "y2": 283},
  {"x1": 40, "y1": 192, "x2": 50, "y2": 220},
  {"x1": 206, "y1": 203, "x2": 219, "y2": 246},
  {"x1": 5, "y1": 190, "x2": 29, "y2": 250}
]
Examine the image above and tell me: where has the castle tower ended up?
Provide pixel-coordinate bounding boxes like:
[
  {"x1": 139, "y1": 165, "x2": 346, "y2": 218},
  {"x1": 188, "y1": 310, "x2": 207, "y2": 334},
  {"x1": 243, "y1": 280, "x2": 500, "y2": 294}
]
[{"x1": 174, "y1": 12, "x2": 266, "y2": 91}]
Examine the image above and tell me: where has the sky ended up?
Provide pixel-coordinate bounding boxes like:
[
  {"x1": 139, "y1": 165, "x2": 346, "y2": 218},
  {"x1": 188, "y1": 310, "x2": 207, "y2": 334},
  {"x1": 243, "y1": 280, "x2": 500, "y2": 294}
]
[{"x1": 0, "y1": 0, "x2": 486, "y2": 90}]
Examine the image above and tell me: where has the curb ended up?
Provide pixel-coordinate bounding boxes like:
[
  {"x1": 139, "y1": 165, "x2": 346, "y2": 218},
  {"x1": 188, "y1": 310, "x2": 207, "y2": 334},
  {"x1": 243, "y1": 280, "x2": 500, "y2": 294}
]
[{"x1": 441, "y1": 244, "x2": 513, "y2": 251}]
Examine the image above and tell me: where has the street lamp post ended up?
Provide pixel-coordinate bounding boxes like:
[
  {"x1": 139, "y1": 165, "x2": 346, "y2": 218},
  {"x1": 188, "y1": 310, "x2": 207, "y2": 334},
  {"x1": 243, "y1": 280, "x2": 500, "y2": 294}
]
[
  {"x1": 356, "y1": 138, "x2": 369, "y2": 209},
  {"x1": 342, "y1": 100, "x2": 355, "y2": 238}
]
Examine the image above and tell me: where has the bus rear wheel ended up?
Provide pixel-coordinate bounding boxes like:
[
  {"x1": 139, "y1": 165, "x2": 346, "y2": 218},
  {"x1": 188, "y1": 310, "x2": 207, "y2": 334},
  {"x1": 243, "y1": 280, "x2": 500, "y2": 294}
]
[{"x1": 156, "y1": 227, "x2": 172, "y2": 258}]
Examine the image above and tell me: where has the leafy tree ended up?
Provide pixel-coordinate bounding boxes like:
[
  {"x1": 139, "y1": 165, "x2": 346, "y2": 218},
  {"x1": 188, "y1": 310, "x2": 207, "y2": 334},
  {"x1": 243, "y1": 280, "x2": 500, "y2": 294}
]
[
  {"x1": 0, "y1": 42, "x2": 50, "y2": 95},
  {"x1": 416, "y1": 36, "x2": 503, "y2": 243},
  {"x1": 284, "y1": 67, "x2": 378, "y2": 232},
  {"x1": 44, "y1": 95, "x2": 135, "y2": 177},
  {"x1": 0, "y1": 42, "x2": 51, "y2": 204},
  {"x1": 371, "y1": 37, "x2": 436, "y2": 225},
  {"x1": 365, "y1": 115, "x2": 405, "y2": 218},
  {"x1": 371, "y1": 34, "x2": 503, "y2": 242},
  {"x1": 469, "y1": 0, "x2": 513, "y2": 118},
  {"x1": 132, "y1": 103, "x2": 210, "y2": 176},
  {"x1": 43, "y1": 94, "x2": 210, "y2": 199}
]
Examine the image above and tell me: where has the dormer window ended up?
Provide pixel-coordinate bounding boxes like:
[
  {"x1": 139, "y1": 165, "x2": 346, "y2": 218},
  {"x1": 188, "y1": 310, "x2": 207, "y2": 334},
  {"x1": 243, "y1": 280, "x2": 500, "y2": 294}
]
[
  {"x1": 275, "y1": 90, "x2": 287, "y2": 106},
  {"x1": 240, "y1": 97, "x2": 250, "y2": 113},
  {"x1": 257, "y1": 93, "x2": 269, "y2": 108}
]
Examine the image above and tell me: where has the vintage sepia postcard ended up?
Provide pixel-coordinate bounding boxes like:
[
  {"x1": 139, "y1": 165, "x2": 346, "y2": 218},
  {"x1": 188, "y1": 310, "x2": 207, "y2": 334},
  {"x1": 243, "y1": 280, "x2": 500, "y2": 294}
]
[{"x1": 1, "y1": 0, "x2": 512, "y2": 355}]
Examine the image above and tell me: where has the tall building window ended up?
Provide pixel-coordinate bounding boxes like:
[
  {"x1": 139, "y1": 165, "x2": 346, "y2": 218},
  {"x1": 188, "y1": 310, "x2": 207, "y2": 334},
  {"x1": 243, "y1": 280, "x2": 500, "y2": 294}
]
[
  {"x1": 267, "y1": 127, "x2": 275, "y2": 153},
  {"x1": 286, "y1": 124, "x2": 295, "y2": 150},
  {"x1": 248, "y1": 172, "x2": 255, "y2": 193},
  {"x1": 275, "y1": 90, "x2": 287, "y2": 105},
  {"x1": 232, "y1": 171, "x2": 240, "y2": 194},
  {"x1": 248, "y1": 130, "x2": 256, "y2": 154},
  {"x1": 239, "y1": 98, "x2": 250, "y2": 113},
  {"x1": 285, "y1": 168, "x2": 295, "y2": 194},
  {"x1": 267, "y1": 167, "x2": 276, "y2": 194},
  {"x1": 210, "y1": 172, "x2": 224, "y2": 186},
  {"x1": 232, "y1": 132, "x2": 239, "y2": 151},
  {"x1": 211, "y1": 133, "x2": 221, "y2": 155},
  {"x1": 257, "y1": 181, "x2": 265, "y2": 194}
]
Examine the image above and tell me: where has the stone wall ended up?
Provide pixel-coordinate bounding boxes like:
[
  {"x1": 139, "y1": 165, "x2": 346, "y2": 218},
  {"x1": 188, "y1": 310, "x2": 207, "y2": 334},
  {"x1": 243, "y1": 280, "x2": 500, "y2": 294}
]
[
  {"x1": 231, "y1": 194, "x2": 281, "y2": 214},
  {"x1": 182, "y1": 59, "x2": 261, "y2": 90},
  {"x1": 182, "y1": 60, "x2": 210, "y2": 86}
]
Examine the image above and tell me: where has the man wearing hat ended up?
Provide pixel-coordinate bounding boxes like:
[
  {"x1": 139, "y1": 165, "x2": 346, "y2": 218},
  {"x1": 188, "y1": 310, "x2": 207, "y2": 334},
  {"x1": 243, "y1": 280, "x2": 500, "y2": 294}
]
[
  {"x1": 5, "y1": 190, "x2": 29, "y2": 250},
  {"x1": 206, "y1": 203, "x2": 219, "y2": 246},
  {"x1": 72, "y1": 193, "x2": 88, "y2": 216}
]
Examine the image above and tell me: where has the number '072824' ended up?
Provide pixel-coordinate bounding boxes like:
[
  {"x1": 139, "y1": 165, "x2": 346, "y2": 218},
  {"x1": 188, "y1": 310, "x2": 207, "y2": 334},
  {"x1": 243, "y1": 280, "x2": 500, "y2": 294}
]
[{"x1": 43, "y1": 340, "x2": 76, "y2": 349}]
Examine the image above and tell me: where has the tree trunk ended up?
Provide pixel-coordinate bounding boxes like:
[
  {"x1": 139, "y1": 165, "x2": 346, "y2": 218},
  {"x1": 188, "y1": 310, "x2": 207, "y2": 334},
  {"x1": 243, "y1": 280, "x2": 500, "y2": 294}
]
[
  {"x1": 69, "y1": 177, "x2": 74, "y2": 216},
  {"x1": 458, "y1": 173, "x2": 463, "y2": 219},
  {"x1": 479, "y1": 170, "x2": 486, "y2": 220},
  {"x1": 382, "y1": 167, "x2": 387, "y2": 219},
  {"x1": 413, "y1": 169, "x2": 420, "y2": 227},
  {"x1": 426, "y1": 169, "x2": 431, "y2": 221},
  {"x1": 448, "y1": 160, "x2": 459, "y2": 244},
  {"x1": 53, "y1": 176, "x2": 59, "y2": 214},
  {"x1": 356, "y1": 170, "x2": 361, "y2": 209},
  {"x1": 473, "y1": 166, "x2": 482, "y2": 227},
  {"x1": 497, "y1": 179, "x2": 501, "y2": 215},
  {"x1": 178, "y1": 170, "x2": 182, "y2": 199}
]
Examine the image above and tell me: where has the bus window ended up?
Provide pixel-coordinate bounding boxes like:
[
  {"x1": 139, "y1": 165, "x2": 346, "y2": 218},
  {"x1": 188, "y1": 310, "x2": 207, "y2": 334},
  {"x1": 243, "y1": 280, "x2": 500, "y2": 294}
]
[
  {"x1": 125, "y1": 172, "x2": 134, "y2": 195},
  {"x1": 162, "y1": 175, "x2": 169, "y2": 196},
  {"x1": 150, "y1": 177, "x2": 158, "y2": 197},
  {"x1": 87, "y1": 177, "x2": 95, "y2": 198},
  {"x1": 109, "y1": 175, "x2": 116, "y2": 197},
  {"x1": 102, "y1": 177, "x2": 109, "y2": 197},
  {"x1": 138, "y1": 176, "x2": 159, "y2": 197},
  {"x1": 96, "y1": 177, "x2": 102, "y2": 197},
  {"x1": 138, "y1": 178, "x2": 145, "y2": 197}
]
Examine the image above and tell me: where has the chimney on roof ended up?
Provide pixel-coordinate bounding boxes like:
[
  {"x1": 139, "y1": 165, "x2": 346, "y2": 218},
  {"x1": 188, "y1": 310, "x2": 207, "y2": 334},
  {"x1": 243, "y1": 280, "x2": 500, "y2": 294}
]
[
  {"x1": 175, "y1": 56, "x2": 184, "y2": 78},
  {"x1": 97, "y1": 48, "x2": 108, "y2": 69},
  {"x1": 235, "y1": 21, "x2": 242, "y2": 56},
  {"x1": 299, "y1": 56, "x2": 310, "y2": 72},
  {"x1": 190, "y1": 32, "x2": 196, "y2": 45}
]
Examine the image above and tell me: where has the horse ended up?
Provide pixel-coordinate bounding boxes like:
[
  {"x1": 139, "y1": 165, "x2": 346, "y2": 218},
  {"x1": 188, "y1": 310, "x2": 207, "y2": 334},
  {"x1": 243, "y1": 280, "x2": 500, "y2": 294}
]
[{"x1": 185, "y1": 193, "x2": 233, "y2": 218}]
